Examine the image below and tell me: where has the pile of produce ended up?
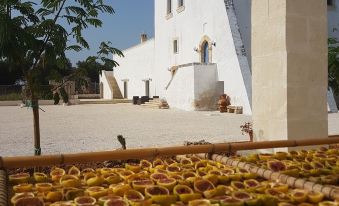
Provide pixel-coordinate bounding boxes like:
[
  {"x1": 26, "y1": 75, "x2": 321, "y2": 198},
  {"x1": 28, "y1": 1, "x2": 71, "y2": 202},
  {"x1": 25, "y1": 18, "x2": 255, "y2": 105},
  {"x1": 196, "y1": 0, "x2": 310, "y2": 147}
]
[
  {"x1": 237, "y1": 147, "x2": 339, "y2": 186},
  {"x1": 8, "y1": 156, "x2": 338, "y2": 206}
]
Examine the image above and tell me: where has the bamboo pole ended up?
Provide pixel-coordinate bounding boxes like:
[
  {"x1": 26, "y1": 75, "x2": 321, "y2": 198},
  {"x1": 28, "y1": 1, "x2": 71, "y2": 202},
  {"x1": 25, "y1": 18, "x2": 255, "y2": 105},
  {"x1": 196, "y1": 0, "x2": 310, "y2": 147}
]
[
  {"x1": 1, "y1": 136, "x2": 339, "y2": 169},
  {"x1": 190, "y1": 153, "x2": 339, "y2": 200},
  {"x1": 0, "y1": 170, "x2": 7, "y2": 206}
]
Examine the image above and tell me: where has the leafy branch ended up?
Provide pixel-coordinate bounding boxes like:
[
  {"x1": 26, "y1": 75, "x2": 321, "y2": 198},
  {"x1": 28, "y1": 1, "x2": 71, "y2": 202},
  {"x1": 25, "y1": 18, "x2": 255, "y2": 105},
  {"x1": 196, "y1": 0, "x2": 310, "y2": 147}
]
[{"x1": 86, "y1": 41, "x2": 124, "y2": 70}]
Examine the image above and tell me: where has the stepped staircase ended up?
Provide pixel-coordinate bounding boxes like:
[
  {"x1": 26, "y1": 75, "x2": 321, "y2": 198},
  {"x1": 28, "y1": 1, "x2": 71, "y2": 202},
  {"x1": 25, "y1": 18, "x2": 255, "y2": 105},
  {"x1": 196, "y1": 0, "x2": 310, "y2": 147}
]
[
  {"x1": 141, "y1": 98, "x2": 169, "y2": 109},
  {"x1": 104, "y1": 71, "x2": 123, "y2": 99}
]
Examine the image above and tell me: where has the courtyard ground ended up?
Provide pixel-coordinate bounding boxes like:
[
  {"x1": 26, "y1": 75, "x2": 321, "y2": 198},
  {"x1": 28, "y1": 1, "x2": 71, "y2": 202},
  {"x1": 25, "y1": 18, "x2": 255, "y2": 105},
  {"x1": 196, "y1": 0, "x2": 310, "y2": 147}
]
[{"x1": 0, "y1": 104, "x2": 338, "y2": 157}]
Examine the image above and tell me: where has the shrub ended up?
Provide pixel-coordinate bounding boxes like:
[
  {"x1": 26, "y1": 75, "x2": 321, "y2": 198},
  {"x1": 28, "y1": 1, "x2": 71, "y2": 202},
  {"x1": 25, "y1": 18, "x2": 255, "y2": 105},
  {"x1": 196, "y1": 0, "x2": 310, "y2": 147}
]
[
  {"x1": 60, "y1": 87, "x2": 69, "y2": 104},
  {"x1": 39, "y1": 86, "x2": 53, "y2": 100},
  {"x1": 0, "y1": 93, "x2": 22, "y2": 101},
  {"x1": 53, "y1": 92, "x2": 60, "y2": 105}
]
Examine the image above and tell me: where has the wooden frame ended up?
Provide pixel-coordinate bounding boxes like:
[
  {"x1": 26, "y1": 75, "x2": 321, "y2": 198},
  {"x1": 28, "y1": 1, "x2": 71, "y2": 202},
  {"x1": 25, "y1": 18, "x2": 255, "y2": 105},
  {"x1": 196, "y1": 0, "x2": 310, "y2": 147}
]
[
  {"x1": 1, "y1": 135, "x2": 338, "y2": 169},
  {"x1": 1, "y1": 135, "x2": 339, "y2": 205},
  {"x1": 187, "y1": 153, "x2": 339, "y2": 200}
]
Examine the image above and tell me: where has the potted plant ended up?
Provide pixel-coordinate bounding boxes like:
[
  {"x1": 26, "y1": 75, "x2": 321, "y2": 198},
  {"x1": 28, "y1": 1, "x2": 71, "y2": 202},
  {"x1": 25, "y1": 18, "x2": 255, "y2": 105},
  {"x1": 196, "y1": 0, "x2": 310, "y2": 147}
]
[{"x1": 240, "y1": 122, "x2": 253, "y2": 142}]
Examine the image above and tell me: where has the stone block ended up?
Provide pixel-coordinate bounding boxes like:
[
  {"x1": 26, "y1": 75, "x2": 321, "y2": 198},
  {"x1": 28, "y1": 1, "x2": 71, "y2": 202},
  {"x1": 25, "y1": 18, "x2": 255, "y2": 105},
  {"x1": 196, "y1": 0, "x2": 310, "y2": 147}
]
[
  {"x1": 252, "y1": 0, "x2": 328, "y2": 143},
  {"x1": 286, "y1": 16, "x2": 308, "y2": 53},
  {"x1": 251, "y1": 0, "x2": 269, "y2": 26}
]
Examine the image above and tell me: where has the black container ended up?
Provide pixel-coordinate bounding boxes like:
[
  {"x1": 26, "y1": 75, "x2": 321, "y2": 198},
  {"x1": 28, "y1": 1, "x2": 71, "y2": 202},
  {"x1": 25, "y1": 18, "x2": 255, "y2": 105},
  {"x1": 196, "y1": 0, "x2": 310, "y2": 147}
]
[
  {"x1": 133, "y1": 96, "x2": 139, "y2": 105},
  {"x1": 153, "y1": 96, "x2": 160, "y2": 99},
  {"x1": 140, "y1": 96, "x2": 150, "y2": 104}
]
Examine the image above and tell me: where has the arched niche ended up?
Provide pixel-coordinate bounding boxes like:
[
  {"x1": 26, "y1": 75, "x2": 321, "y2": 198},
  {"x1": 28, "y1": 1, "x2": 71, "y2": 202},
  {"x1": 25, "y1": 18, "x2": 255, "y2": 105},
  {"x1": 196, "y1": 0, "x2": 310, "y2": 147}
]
[{"x1": 199, "y1": 35, "x2": 213, "y2": 63}]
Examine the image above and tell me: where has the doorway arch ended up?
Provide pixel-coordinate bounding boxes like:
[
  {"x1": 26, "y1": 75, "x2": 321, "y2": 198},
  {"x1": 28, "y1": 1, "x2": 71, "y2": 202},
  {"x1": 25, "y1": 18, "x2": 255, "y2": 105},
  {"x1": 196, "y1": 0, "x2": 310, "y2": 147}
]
[{"x1": 199, "y1": 35, "x2": 213, "y2": 63}]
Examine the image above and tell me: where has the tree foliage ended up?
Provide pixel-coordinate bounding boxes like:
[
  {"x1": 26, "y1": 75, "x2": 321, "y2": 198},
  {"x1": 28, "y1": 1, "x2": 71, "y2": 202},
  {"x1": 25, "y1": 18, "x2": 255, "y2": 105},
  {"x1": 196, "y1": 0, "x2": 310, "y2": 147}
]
[
  {"x1": 0, "y1": 0, "x2": 123, "y2": 92},
  {"x1": 76, "y1": 59, "x2": 112, "y2": 83},
  {"x1": 0, "y1": 61, "x2": 24, "y2": 85},
  {"x1": 328, "y1": 37, "x2": 339, "y2": 95},
  {"x1": 0, "y1": 0, "x2": 123, "y2": 155}
]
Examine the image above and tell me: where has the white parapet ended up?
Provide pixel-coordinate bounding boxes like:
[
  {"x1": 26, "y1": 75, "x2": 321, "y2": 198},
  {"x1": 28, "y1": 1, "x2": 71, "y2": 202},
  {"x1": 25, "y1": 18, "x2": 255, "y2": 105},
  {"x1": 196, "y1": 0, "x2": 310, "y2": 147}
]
[{"x1": 165, "y1": 63, "x2": 223, "y2": 111}]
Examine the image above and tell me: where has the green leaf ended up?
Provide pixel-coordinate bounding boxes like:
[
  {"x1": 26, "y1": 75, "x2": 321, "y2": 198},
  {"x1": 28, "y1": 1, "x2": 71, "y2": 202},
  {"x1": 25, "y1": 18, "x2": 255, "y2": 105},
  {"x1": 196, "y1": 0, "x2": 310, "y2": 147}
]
[
  {"x1": 85, "y1": 18, "x2": 102, "y2": 27},
  {"x1": 36, "y1": 8, "x2": 54, "y2": 16},
  {"x1": 66, "y1": 45, "x2": 82, "y2": 52},
  {"x1": 65, "y1": 6, "x2": 88, "y2": 17}
]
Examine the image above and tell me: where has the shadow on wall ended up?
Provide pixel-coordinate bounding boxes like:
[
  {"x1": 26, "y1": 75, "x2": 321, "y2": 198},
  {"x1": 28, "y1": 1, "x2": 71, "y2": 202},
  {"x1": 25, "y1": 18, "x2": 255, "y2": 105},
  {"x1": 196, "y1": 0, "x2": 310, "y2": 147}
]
[{"x1": 254, "y1": 129, "x2": 265, "y2": 142}]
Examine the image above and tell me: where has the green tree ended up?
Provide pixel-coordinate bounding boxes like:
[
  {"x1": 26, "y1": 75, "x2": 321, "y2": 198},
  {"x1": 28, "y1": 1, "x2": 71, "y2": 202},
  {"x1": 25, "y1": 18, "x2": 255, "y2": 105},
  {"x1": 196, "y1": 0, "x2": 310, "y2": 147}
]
[
  {"x1": 0, "y1": 57, "x2": 73, "y2": 85},
  {"x1": 329, "y1": 37, "x2": 339, "y2": 95},
  {"x1": 76, "y1": 58, "x2": 112, "y2": 83},
  {"x1": 0, "y1": 0, "x2": 123, "y2": 155},
  {"x1": 0, "y1": 61, "x2": 24, "y2": 85}
]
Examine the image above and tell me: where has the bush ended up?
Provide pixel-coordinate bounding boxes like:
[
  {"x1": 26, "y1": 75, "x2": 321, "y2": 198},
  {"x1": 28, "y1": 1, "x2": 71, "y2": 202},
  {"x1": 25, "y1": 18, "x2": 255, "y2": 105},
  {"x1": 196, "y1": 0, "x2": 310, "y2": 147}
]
[
  {"x1": 60, "y1": 87, "x2": 69, "y2": 103},
  {"x1": 0, "y1": 93, "x2": 22, "y2": 101},
  {"x1": 39, "y1": 86, "x2": 53, "y2": 100},
  {"x1": 53, "y1": 92, "x2": 60, "y2": 105}
]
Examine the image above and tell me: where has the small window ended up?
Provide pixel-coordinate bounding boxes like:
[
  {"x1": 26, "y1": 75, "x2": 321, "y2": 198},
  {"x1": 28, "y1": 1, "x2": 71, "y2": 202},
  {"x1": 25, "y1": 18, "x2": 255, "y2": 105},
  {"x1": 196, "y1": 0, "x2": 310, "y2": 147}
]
[
  {"x1": 328, "y1": 0, "x2": 334, "y2": 6},
  {"x1": 173, "y1": 39, "x2": 178, "y2": 53},
  {"x1": 167, "y1": 0, "x2": 172, "y2": 14},
  {"x1": 178, "y1": 0, "x2": 184, "y2": 7}
]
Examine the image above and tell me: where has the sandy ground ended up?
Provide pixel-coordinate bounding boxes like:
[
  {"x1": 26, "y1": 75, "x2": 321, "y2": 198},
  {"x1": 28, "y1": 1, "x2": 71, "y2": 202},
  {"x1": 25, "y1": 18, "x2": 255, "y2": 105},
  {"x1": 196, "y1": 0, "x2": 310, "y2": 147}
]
[{"x1": 0, "y1": 104, "x2": 338, "y2": 157}]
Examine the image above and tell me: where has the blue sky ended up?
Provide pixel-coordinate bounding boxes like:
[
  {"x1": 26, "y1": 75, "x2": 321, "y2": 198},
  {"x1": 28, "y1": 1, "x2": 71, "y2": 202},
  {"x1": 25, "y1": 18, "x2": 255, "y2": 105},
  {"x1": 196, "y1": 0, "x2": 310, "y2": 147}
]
[{"x1": 65, "y1": 0, "x2": 155, "y2": 66}]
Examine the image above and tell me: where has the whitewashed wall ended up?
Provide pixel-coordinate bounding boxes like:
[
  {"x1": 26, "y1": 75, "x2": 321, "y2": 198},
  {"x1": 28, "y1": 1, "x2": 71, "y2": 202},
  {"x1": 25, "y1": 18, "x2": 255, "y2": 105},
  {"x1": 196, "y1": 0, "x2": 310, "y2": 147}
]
[
  {"x1": 193, "y1": 64, "x2": 224, "y2": 110},
  {"x1": 99, "y1": 71, "x2": 113, "y2": 99},
  {"x1": 113, "y1": 39, "x2": 155, "y2": 99},
  {"x1": 109, "y1": 0, "x2": 339, "y2": 113},
  {"x1": 166, "y1": 64, "x2": 221, "y2": 111},
  {"x1": 166, "y1": 66, "x2": 195, "y2": 111},
  {"x1": 154, "y1": 0, "x2": 252, "y2": 114}
]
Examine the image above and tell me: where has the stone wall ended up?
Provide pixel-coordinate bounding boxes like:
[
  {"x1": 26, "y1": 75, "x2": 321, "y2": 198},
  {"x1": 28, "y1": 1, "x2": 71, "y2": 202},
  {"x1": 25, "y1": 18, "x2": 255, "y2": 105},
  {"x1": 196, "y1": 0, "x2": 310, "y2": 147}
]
[{"x1": 252, "y1": 0, "x2": 328, "y2": 145}]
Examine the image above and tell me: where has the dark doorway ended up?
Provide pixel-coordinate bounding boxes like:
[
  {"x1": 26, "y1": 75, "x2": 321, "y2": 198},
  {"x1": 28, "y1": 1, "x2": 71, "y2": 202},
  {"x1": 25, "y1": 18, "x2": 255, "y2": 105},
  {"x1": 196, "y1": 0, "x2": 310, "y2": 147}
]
[
  {"x1": 123, "y1": 81, "x2": 128, "y2": 99},
  {"x1": 145, "y1": 80, "x2": 150, "y2": 97}
]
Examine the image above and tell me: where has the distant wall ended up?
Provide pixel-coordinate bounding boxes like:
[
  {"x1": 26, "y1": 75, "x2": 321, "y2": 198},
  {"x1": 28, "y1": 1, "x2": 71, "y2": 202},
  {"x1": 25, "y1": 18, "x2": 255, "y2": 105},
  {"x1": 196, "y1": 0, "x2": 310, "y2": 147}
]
[
  {"x1": 99, "y1": 71, "x2": 113, "y2": 100},
  {"x1": 113, "y1": 39, "x2": 155, "y2": 99}
]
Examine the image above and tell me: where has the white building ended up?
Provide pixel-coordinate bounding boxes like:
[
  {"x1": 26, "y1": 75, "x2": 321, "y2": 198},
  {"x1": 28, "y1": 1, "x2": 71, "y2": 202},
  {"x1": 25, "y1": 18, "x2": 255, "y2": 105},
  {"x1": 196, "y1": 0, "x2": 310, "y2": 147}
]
[{"x1": 101, "y1": 0, "x2": 339, "y2": 114}]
